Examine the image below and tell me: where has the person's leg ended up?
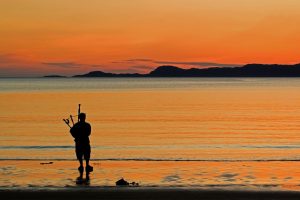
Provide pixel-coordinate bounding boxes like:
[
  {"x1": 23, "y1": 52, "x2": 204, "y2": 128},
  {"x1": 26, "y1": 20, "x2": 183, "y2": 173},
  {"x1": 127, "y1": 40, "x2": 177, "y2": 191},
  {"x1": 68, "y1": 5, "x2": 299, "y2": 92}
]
[
  {"x1": 76, "y1": 146, "x2": 84, "y2": 165},
  {"x1": 85, "y1": 156, "x2": 91, "y2": 180},
  {"x1": 85, "y1": 157, "x2": 89, "y2": 166},
  {"x1": 84, "y1": 145, "x2": 93, "y2": 173},
  {"x1": 79, "y1": 158, "x2": 83, "y2": 166},
  {"x1": 76, "y1": 145, "x2": 84, "y2": 178},
  {"x1": 78, "y1": 158, "x2": 84, "y2": 178},
  {"x1": 84, "y1": 145, "x2": 91, "y2": 165}
]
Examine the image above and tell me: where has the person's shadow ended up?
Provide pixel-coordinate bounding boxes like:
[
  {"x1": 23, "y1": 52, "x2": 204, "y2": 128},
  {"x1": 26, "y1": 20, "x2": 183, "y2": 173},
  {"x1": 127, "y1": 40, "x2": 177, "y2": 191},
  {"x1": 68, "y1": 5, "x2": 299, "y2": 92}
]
[{"x1": 76, "y1": 170, "x2": 91, "y2": 185}]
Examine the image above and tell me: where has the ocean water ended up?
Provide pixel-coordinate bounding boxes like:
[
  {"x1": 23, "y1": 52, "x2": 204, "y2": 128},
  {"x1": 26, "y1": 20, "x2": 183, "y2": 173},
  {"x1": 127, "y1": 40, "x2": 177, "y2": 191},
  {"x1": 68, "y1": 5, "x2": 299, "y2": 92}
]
[{"x1": 0, "y1": 78, "x2": 300, "y2": 189}]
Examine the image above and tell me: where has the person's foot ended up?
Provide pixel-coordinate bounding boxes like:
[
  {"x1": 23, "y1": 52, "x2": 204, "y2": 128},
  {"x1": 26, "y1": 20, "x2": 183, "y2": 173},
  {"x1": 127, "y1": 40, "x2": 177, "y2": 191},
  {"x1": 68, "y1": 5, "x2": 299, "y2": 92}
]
[
  {"x1": 76, "y1": 176, "x2": 84, "y2": 185},
  {"x1": 86, "y1": 165, "x2": 93, "y2": 173}
]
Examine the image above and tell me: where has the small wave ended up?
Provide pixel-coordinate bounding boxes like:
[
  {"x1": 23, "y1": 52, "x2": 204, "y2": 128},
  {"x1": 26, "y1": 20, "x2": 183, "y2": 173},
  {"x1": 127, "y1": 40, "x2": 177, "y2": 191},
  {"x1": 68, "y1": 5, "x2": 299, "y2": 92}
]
[
  {"x1": 0, "y1": 146, "x2": 73, "y2": 149},
  {"x1": 1, "y1": 144, "x2": 300, "y2": 150},
  {"x1": 0, "y1": 158, "x2": 300, "y2": 162}
]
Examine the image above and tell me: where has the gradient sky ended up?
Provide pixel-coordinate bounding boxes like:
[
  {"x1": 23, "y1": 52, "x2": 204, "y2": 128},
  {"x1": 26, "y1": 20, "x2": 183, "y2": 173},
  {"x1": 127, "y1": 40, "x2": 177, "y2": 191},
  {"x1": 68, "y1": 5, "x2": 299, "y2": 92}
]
[{"x1": 1, "y1": 0, "x2": 300, "y2": 77}]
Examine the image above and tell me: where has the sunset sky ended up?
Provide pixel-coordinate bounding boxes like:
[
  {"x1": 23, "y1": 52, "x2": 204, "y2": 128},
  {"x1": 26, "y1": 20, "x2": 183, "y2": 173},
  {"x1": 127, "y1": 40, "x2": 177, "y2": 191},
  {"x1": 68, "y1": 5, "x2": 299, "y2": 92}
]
[{"x1": 1, "y1": 0, "x2": 300, "y2": 77}]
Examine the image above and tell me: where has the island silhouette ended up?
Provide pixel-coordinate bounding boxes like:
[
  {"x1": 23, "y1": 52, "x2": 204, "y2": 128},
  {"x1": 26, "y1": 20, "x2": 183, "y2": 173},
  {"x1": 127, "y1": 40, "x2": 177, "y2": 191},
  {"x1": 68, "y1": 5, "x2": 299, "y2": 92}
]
[{"x1": 44, "y1": 63, "x2": 300, "y2": 78}]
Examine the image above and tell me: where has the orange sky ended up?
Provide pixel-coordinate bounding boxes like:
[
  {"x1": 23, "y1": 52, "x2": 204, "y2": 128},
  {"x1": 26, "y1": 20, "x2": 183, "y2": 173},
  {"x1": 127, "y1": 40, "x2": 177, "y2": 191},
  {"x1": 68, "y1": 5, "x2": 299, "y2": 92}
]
[{"x1": 1, "y1": 0, "x2": 300, "y2": 77}]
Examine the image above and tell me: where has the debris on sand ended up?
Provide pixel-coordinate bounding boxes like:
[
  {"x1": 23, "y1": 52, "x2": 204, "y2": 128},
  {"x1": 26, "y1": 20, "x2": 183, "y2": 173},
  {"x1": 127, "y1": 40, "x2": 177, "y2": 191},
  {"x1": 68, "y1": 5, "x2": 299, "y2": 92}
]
[
  {"x1": 116, "y1": 178, "x2": 139, "y2": 186},
  {"x1": 40, "y1": 162, "x2": 53, "y2": 165}
]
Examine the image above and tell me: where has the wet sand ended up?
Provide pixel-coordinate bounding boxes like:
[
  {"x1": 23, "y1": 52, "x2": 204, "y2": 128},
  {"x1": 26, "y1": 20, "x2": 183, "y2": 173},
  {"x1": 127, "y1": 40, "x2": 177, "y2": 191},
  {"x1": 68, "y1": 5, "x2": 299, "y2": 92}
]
[
  {"x1": 2, "y1": 188, "x2": 300, "y2": 200},
  {"x1": 1, "y1": 160, "x2": 300, "y2": 190}
]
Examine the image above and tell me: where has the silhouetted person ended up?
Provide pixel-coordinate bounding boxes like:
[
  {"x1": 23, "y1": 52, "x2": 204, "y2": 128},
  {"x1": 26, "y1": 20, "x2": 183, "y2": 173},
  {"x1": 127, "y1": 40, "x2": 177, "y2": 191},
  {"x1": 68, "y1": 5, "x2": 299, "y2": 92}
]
[{"x1": 70, "y1": 113, "x2": 93, "y2": 179}]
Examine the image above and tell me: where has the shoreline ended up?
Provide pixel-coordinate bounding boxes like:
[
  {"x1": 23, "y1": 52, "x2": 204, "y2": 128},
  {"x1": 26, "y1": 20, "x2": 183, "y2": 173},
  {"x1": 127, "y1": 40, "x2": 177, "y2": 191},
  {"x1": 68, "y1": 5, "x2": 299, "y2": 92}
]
[
  {"x1": 1, "y1": 160, "x2": 300, "y2": 190},
  {"x1": 2, "y1": 187, "x2": 300, "y2": 200}
]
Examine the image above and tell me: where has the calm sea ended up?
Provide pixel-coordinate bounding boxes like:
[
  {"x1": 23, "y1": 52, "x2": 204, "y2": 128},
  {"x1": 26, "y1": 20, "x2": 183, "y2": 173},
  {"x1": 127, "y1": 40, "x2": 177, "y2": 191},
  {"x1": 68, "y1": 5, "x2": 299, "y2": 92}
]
[{"x1": 1, "y1": 78, "x2": 300, "y2": 189}]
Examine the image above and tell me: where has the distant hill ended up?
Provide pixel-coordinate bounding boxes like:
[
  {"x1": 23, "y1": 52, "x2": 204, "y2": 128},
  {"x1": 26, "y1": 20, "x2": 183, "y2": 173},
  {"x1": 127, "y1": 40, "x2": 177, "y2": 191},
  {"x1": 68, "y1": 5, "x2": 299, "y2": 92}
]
[
  {"x1": 73, "y1": 63, "x2": 300, "y2": 77},
  {"x1": 73, "y1": 71, "x2": 142, "y2": 77}
]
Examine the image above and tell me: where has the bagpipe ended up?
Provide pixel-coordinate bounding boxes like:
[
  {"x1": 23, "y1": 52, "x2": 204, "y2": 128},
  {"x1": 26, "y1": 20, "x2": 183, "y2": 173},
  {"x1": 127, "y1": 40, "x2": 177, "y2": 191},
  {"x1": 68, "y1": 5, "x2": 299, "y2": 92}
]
[{"x1": 63, "y1": 104, "x2": 81, "y2": 128}]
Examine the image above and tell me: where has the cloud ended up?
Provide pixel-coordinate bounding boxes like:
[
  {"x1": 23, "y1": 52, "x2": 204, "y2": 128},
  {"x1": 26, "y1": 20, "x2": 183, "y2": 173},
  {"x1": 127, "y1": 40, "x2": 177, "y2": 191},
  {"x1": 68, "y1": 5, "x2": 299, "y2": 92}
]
[
  {"x1": 42, "y1": 62, "x2": 105, "y2": 69},
  {"x1": 97, "y1": 65, "x2": 153, "y2": 74},
  {"x1": 89, "y1": 64, "x2": 103, "y2": 68},
  {"x1": 0, "y1": 55, "x2": 104, "y2": 77},
  {"x1": 0, "y1": 54, "x2": 21, "y2": 63},
  {"x1": 115, "y1": 66, "x2": 154, "y2": 73},
  {"x1": 116, "y1": 58, "x2": 242, "y2": 68},
  {"x1": 131, "y1": 65, "x2": 154, "y2": 70},
  {"x1": 42, "y1": 62, "x2": 82, "y2": 68},
  {"x1": 106, "y1": 68, "x2": 140, "y2": 74},
  {"x1": 0, "y1": 54, "x2": 11, "y2": 63},
  {"x1": 0, "y1": 66, "x2": 45, "y2": 77},
  {"x1": 111, "y1": 58, "x2": 154, "y2": 64},
  {"x1": 154, "y1": 61, "x2": 242, "y2": 68},
  {"x1": 124, "y1": 58, "x2": 154, "y2": 62}
]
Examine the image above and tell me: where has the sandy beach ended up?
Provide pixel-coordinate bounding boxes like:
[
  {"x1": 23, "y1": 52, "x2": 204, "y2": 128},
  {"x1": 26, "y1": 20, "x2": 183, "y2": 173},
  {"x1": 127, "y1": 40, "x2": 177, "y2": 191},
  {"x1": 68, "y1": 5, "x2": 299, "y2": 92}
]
[
  {"x1": 2, "y1": 188, "x2": 300, "y2": 200},
  {"x1": 1, "y1": 160, "x2": 300, "y2": 190}
]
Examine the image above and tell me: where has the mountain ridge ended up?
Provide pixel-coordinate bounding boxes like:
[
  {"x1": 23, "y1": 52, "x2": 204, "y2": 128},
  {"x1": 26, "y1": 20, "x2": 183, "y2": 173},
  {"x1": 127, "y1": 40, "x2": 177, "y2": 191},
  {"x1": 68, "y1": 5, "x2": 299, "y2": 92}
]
[{"x1": 72, "y1": 63, "x2": 300, "y2": 77}]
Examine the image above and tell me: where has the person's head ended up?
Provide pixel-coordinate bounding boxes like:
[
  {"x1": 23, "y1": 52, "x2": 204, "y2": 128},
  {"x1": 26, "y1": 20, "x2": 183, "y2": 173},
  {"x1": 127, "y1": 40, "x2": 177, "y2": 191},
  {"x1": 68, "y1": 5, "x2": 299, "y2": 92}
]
[{"x1": 79, "y1": 113, "x2": 86, "y2": 122}]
